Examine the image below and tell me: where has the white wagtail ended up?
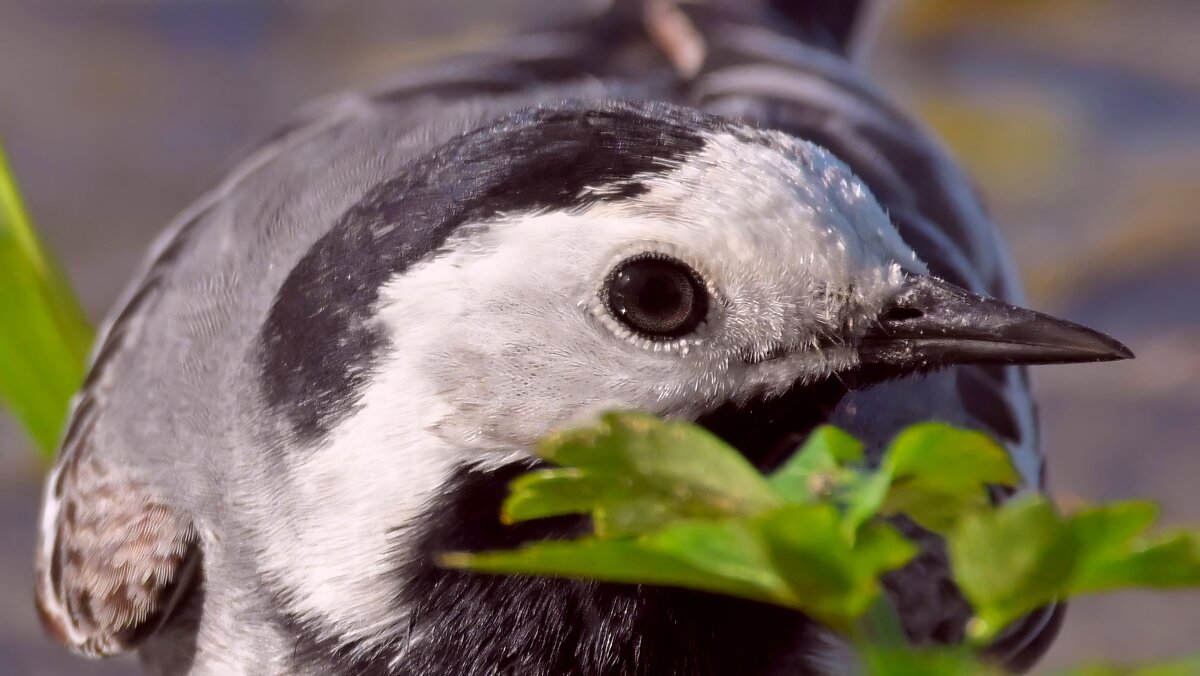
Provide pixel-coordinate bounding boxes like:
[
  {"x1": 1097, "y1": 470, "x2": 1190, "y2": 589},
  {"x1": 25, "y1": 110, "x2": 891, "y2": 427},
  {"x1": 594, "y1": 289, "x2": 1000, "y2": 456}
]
[{"x1": 35, "y1": 2, "x2": 1130, "y2": 674}]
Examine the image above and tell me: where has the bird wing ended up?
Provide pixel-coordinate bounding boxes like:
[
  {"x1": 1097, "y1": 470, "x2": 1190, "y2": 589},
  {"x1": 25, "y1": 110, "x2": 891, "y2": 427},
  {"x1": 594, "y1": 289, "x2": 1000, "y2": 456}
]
[{"x1": 36, "y1": 431, "x2": 199, "y2": 657}]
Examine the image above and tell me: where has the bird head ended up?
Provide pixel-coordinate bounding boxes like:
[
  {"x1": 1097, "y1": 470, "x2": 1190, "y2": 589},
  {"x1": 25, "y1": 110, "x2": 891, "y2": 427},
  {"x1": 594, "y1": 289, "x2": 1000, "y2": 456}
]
[
  {"x1": 254, "y1": 101, "x2": 1129, "y2": 649},
  {"x1": 263, "y1": 101, "x2": 1125, "y2": 454}
]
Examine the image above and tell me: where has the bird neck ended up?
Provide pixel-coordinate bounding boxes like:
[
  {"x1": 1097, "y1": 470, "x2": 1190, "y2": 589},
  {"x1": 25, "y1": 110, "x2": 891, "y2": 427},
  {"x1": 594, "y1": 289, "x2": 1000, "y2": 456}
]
[{"x1": 279, "y1": 463, "x2": 828, "y2": 676}]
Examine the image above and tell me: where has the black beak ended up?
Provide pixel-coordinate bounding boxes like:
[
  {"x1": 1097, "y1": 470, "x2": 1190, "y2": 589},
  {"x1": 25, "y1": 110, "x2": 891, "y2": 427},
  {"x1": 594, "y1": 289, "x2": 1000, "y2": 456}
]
[{"x1": 859, "y1": 276, "x2": 1133, "y2": 370}]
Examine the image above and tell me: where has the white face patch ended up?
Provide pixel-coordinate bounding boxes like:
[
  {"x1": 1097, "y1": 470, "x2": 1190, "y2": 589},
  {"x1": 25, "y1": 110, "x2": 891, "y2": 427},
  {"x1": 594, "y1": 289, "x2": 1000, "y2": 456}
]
[
  {"x1": 398, "y1": 132, "x2": 918, "y2": 449},
  {"x1": 261, "y1": 130, "x2": 919, "y2": 650}
]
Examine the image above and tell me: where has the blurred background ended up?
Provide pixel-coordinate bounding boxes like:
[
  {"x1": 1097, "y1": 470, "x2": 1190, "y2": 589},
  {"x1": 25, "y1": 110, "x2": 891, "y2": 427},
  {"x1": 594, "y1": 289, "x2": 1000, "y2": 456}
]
[{"x1": 0, "y1": 0, "x2": 1196, "y2": 673}]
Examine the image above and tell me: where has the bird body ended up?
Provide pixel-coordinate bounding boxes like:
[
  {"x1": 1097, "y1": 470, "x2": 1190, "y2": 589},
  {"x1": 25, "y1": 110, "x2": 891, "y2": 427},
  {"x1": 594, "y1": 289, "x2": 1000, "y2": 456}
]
[{"x1": 35, "y1": 3, "x2": 1130, "y2": 675}]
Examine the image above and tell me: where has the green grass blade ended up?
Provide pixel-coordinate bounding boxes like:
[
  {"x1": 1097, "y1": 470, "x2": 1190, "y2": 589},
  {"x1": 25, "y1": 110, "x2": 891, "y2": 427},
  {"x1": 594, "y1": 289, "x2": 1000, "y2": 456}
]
[{"x1": 0, "y1": 141, "x2": 93, "y2": 457}]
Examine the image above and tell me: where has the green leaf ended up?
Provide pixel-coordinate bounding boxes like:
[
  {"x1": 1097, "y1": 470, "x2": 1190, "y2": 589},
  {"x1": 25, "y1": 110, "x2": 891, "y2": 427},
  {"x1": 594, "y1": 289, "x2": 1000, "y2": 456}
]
[
  {"x1": 452, "y1": 414, "x2": 1200, "y2": 669},
  {"x1": 447, "y1": 505, "x2": 917, "y2": 631},
  {"x1": 768, "y1": 424, "x2": 863, "y2": 503},
  {"x1": 1071, "y1": 533, "x2": 1200, "y2": 593},
  {"x1": 1136, "y1": 655, "x2": 1200, "y2": 676},
  {"x1": 1062, "y1": 501, "x2": 1200, "y2": 596},
  {"x1": 759, "y1": 505, "x2": 917, "y2": 631},
  {"x1": 767, "y1": 425, "x2": 887, "y2": 541},
  {"x1": 1063, "y1": 501, "x2": 1158, "y2": 559},
  {"x1": 508, "y1": 412, "x2": 782, "y2": 537},
  {"x1": 841, "y1": 471, "x2": 894, "y2": 540},
  {"x1": 643, "y1": 518, "x2": 795, "y2": 601},
  {"x1": 1051, "y1": 654, "x2": 1200, "y2": 676},
  {"x1": 771, "y1": 423, "x2": 1017, "y2": 542},
  {"x1": 857, "y1": 594, "x2": 910, "y2": 649},
  {"x1": 458, "y1": 418, "x2": 919, "y2": 631},
  {"x1": 0, "y1": 142, "x2": 93, "y2": 457},
  {"x1": 503, "y1": 468, "x2": 626, "y2": 523},
  {"x1": 882, "y1": 423, "x2": 1020, "y2": 533},
  {"x1": 1051, "y1": 668, "x2": 1125, "y2": 676},
  {"x1": 948, "y1": 496, "x2": 1076, "y2": 641},
  {"x1": 951, "y1": 497, "x2": 1200, "y2": 642},
  {"x1": 442, "y1": 519, "x2": 795, "y2": 609},
  {"x1": 860, "y1": 644, "x2": 1002, "y2": 676}
]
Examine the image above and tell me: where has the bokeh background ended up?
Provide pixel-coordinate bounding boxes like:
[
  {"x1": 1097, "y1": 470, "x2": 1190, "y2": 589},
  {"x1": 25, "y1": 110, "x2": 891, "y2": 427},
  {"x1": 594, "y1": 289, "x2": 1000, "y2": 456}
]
[{"x1": 1, "y1": 1, "x2": 1197, "y2": 673}]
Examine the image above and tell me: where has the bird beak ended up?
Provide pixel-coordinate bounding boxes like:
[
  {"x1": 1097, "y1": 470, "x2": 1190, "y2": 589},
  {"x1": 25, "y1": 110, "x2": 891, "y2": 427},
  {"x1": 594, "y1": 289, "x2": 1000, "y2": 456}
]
[{"x1": 858, "y1": 276, "x2": 1133, "y2": 369}]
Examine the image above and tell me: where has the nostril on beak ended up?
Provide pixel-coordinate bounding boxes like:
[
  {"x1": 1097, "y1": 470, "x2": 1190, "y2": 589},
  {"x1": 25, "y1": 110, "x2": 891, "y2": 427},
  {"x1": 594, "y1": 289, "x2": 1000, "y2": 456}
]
[{"x1": 880, "y1": 305, "x2": 924, "y2": 323}]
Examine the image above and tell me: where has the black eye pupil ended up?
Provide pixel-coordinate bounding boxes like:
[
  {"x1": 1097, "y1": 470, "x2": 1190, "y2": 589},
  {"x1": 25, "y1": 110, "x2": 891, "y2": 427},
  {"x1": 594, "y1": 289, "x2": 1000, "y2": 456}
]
[{"x1": 605, "y1": 256, "x2": 708, "y2": 339}]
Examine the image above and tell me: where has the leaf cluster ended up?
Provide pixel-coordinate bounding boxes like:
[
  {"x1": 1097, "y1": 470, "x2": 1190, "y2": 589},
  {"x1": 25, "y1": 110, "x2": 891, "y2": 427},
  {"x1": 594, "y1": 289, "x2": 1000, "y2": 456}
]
[{"x1": 443, "y1": 412, "x2": 1200, "y2": 674}]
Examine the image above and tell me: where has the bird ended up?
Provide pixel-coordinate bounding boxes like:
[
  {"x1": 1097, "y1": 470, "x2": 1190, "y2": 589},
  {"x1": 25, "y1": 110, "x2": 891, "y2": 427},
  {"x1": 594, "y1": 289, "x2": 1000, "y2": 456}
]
[{"x1": 33, "y1": 2, "x2": 1132, "y2": 675}]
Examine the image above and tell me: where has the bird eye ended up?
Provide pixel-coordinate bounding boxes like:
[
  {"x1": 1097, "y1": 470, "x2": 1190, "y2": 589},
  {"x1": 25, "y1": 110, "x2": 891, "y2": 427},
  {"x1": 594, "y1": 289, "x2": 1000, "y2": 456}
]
[{"x1": 603, "y1": 254, "x2": 709, "y2": 339}]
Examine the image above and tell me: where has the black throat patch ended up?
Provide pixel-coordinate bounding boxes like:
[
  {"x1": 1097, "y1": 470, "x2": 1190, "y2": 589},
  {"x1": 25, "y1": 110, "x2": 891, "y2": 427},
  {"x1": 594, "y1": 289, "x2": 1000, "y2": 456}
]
[{"x1": 258, "y1": 101, "x2": 722, "y2": 444}]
